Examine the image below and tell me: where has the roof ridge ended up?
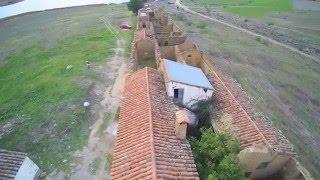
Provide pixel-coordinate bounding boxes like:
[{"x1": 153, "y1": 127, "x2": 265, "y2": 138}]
[
  {"x1": 145, "y1": 67, "x2": 158, "y2": 180},
  {"x1": 209, "y1": 69, "x2": 273, "y2": 149}
]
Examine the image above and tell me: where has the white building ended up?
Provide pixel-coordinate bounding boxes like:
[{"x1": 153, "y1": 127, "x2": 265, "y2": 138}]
[
  {"x1": 0, "y1": 149, "x2": 40, "y2": 180},
  {"x1": 161, "y1": 59, "x2": 214, "y2": 107}
]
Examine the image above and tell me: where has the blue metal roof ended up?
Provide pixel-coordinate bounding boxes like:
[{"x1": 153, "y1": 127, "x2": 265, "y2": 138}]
[{"x1": 164, "y1": 59, "x2": 214, "y2": 90}]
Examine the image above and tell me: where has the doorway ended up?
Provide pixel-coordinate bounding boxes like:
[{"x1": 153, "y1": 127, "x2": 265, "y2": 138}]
[{"x1": 173, "y1": 88, "x2": 184, "y2": 105}]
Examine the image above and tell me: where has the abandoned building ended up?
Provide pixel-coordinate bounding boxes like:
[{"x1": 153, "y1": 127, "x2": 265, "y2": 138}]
[
  {"x1": 160, "y1": 59, "x2": 214, "y2": 107},
  {"x1": 114, "y1": 3, "x2": 313, "y2": 180},
  {"x1": 110, "y1": 68, "x2": 199, "y2": 179},
  {"x1": 0, "y1": 149, "x2": 40, "y2": 180},
  {"x1": 149, "y1": 8, "x2": 186, "y2": 46},
  {"x1": 210, "y1": 68, "x2": 304, "y2": 179}
]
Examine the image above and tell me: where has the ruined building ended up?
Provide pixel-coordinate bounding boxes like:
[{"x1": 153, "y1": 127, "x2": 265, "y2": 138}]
[
  {"x1": 111, "y1": 3, "x2": 312, "y2": 180},
  {"x1": 110, "y1": 68, "x2": 199, "y2": 179}
]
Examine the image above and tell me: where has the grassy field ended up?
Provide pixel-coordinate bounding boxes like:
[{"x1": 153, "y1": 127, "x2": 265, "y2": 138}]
[
  {"x1": 0, "y1": 4, "x2": 134, "y2": 173},
  {"x1": 180, "y1": 0, "x2": 320, "y2": 49},
  {"x1": 182, "y1": 0, "x2": 292, "y2": 17},
  {"x1": 169, "y1": 10, "x2": 320, "y2": 178}
]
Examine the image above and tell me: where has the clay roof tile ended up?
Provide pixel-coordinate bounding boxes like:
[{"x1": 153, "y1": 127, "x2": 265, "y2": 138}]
[{"x1": 110, "y1": 68, "x2": 199, "y2": 180}]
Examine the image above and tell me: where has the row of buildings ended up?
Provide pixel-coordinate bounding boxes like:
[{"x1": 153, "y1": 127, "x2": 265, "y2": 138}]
[
  {"x1": 0, "y1": 3, "x2": 312, "y2": 180},
  {"x1": 110, "y1": 3, "x2": 312, "y2": 180}
]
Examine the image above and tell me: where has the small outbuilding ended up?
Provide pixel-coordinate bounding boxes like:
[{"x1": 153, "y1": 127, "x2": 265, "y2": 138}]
[
  {"x1": 161, "y1": 59, "x2": 214, "y2": 107},
  {"x1": 0, "y1": 149, "x2": 40, "y2": 180}
]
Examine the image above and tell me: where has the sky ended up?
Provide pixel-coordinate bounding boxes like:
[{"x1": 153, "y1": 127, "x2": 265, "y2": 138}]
[{"x1": 0, "y1": 0, "x2": 129, "y2": 19}]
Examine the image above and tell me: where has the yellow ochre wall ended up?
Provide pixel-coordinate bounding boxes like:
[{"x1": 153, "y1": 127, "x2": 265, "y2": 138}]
[{"x1": 238, "y1": 145, "x2": 292, "y2": 179}]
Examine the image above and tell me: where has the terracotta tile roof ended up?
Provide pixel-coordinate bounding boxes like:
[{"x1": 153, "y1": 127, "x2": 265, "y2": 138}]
[
  {"x1": 136, "y1": 29, "x2": 146, "y2": 41},
  {"x1": 0, "y1": 149, "x2": 27, "y2": 179},
  {"x1": 207, "y1": 70, "x2": 295, "y2": 155},
  {"x1": 110, "y1": 67, "x2": 199, "y2": 180}
]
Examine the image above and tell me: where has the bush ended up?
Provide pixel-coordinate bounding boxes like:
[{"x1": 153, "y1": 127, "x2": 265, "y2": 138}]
[
  {"x1": 196, "y1": 22, "x2": 207, "y2": 29},
  {"x1": 174, "y1": 13, "x2": 184, "y2": 21},
  {"x1": 189, "y1": 128, "x2": 246, "y2": 180},
  {"x1": 255, "y1": 36, "x2": 262, "y2": 42},
  {"x1": 186, "y1": 21, "x2": 193, "y2": 26},
  {"x1": 127, "y1": 0, "x2": 146, "y2": 14}
]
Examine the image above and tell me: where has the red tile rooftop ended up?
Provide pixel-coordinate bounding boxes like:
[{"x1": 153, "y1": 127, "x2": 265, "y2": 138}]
[
  {"x1": 208, "y1": 71, "x2": 295, "y2": 155},
  {"x1": 110, "y1": 67, "x2": 199, "y2": 180}
]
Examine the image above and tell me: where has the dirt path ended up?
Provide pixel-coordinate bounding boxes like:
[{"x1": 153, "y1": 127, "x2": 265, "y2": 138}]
[
  {"x1": 67, "y1": 39, "x2": 128, "y2": 180},
  {"x1": 174, "y1": 0, "x2": 320, "y2": 63}
]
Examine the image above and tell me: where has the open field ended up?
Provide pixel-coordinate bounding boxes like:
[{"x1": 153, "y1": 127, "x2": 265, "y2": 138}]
[
  {"x1": 159, "y1": 1, "x2": 320, "y2": 178},
  {"x1": 180, "y1": 0, "x2": 320, "y2": 59},
  {"x1": 182, "y1": 0, "x2": 292, "y2": 17},
  {"x1": 0, "y1": 4, "x2": 134, "y2": 176}
]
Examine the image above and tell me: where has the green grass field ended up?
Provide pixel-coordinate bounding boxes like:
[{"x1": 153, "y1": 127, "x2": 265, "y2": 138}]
[
  {"x1": 0, "y1": 4, "x2": 134, "y2": 173},
  {"x1": 182, "y1": 0, "x2": 292, "y2": 17}
]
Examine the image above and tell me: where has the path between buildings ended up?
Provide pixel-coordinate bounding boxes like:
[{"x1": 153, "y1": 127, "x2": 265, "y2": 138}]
[
  {"x1": 69, "y1": 39, "x2": 128, "y2": 180},
  {"x1": 174, "y1": 0, "x2": 320, "y2": 63},
  {"x1": 46, "y1": 39, "x2": 129, "y2": 180}
]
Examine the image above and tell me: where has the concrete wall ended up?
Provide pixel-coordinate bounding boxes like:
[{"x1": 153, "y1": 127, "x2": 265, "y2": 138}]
[
  {"x1": 160, "y1": 46, "x2": 177, "y2": 60},
  {"x1": 280, "y1": 158, "x2": 313, "y2": 180},
  {"x1": 165, "y1": 81, "x2": 213, "y2": 107},
  {"x1": 177, "y1": 42, "x2": 207, "y2": 69},
  {"x1": 180, "y1": 51, "x2": 203, "y2": 67},
  {"x1": 238, "y1": 145, "x2": 292, "y2": 179}
]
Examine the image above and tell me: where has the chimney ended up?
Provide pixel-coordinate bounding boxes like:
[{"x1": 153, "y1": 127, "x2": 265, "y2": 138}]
[{"x1": 175, "y1": 110, "x2": 190, "y2": 140}]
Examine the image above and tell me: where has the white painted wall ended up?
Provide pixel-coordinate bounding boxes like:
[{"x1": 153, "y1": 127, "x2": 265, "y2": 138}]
[
  {"x1": 15, "y1": 157, "x2": 39, "y2": 180},
  {"x1": 165, "y1": 81, "x2": 213, "y2": 107}
]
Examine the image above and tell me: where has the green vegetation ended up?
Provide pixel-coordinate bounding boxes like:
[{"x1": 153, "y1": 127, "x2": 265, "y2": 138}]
[
  {"x1": 0, "y1": 5, "x2": 134, "y2": 173},
  {"x1": 188, "y1": 99, "x2": 245, "y2": 179},
  {"x1": 189, "y1": 128, "x2": 245, "y2": 179},
  {"x1": 97, "y1": 109, "x2": 120, "y2": 135},
  {"x1": 89, "y1": 157, "x2": 101, "y2": 174},
  {"x1": 98, "y1": 113, "x2": 113, "y2": 134},
  {"x1": 105, "y1": 151, "x2": 113, "y2": 172},
  {"x1": 224, "y1": 0, "x2": 292, "y2": 17},
  {"x1": 182, "y1": 0, "x2": 292, "y2": 17},
  {"x1": 127, "y1": 0, "x2": 146, "y2": 14},
  {"x1": 138, "y1": 58, "x2": 157, "y2": 68},
  {"x1": 0, "y1": 30, "x2": 115, "y2": 172}
]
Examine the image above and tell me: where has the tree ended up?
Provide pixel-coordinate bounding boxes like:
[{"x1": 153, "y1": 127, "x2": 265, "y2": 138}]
[
  {"x1": 187, "y1": 96, "x2": 219, "y2": 138},
  {"x1": 127, "y1": 0, "x2": 145, "y2": 14},
  {"x1": 189, "y1": 128, "x2": 246, "y2": 180}
]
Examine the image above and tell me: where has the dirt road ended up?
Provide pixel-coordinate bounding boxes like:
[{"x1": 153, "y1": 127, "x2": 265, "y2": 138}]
[
  {"x1": 72, "y1": 39, "x2": 128, "y2": 180},
  {"x1": 174, "y1": 0, "x2": 320, "y2": 63},
  {"x1": 70, "y1": 39, "x2": 128, "y2": 180},
  {"x1": 45, "y1": 39, "x2": 129, "y2": 180}
]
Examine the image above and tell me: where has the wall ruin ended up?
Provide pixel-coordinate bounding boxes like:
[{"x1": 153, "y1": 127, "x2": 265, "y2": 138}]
[{"x1": 126, "y1": 3, "x2": 311, "y2": 180}]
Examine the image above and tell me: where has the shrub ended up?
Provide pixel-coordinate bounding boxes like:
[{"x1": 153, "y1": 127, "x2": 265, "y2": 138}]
[
  {"x1": 189, "y1": 128, "x2": 246, "y2": 180},
  {"x1": 255, "y1": 36, "x2": 262, "y2": 42},
  {"x1": 186, "y1": 21, "x2": 193, "y2": 26},
  {"x1": 174, "y1": 13, "x2": 184, "y2": 21},
  {"x1": 196, "y1": 22, "x2": 207, "y2": 29}
]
